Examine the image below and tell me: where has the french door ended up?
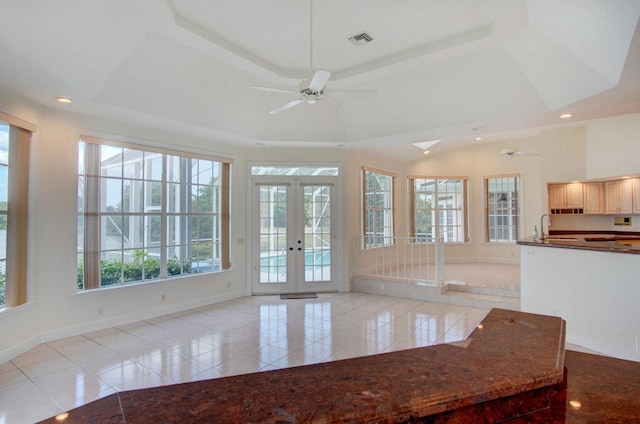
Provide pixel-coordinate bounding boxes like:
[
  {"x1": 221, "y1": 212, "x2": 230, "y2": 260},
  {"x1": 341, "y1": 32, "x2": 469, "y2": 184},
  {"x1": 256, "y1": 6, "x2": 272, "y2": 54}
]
[{"x1": 251, "y1": 177, "x2": 339, "y2": 294}]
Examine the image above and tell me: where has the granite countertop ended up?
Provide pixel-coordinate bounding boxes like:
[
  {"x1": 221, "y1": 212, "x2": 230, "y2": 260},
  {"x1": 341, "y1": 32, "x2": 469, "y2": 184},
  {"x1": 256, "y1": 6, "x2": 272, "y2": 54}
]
[
  {"x1": 517, "y1": 232, "x2": 640, "y2": 254},
  {"x1": 40, "y1": 309, "x2": 566, "y2": 423}
]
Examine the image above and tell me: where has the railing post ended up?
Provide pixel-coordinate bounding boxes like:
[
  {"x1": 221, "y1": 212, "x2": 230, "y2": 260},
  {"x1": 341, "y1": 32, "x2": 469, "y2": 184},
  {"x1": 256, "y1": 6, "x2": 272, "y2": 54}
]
[{"x1": 435, "y1": 237, "x2": 444, "y2": 286}]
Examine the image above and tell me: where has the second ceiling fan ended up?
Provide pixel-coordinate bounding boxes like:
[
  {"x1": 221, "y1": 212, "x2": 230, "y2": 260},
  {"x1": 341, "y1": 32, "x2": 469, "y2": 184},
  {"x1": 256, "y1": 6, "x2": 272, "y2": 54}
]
[{"x1": 501, "y1": 132, "x2": 540, "y2": 160}]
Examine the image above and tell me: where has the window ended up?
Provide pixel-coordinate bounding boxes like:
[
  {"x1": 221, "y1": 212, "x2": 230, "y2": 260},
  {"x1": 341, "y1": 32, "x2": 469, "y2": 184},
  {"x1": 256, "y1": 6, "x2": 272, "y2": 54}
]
[
  {"x1": 77, "y1": 136, "x2": 231, "y2": 290},
  {"x1": 409, "y1": 177, "x2": 468, "y2": 243},
  {"x1": 0, "y1": 123, "x2": 7, "y2": 307},
  {"x1": 362, "y1": 168, "x2": 395, "y2": 248},
  {"x1": 485, "y1": 175, "x2": 520, "y2": 242},
  {"x1": 0, "y1": 112, "x2": 33, "y2": 308}
]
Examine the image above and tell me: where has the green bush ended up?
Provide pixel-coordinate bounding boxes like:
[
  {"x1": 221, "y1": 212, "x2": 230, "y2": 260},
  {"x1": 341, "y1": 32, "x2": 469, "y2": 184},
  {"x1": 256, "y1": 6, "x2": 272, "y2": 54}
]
[
  {"x1": 0, "y1": 274, "x2": 5, "y2": 306},
  {"x1": 77, "y1": 262, "x2": 84, "y2": 290},
  {"x1": 77, "y1": 250, "x2": 197, "y2": 288}
]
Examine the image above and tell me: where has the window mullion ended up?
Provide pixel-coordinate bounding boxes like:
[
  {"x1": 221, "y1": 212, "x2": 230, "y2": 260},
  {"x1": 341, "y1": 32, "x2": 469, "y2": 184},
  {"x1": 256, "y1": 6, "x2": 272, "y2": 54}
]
[{"x1": 160, "y1": 155, "x2": 167, "y2": 278}]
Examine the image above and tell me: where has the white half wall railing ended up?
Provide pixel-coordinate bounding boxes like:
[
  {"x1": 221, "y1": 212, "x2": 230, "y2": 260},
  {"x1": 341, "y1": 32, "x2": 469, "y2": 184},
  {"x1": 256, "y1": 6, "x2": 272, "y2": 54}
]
[{"x1": 354, "y1": 236, "x2": 444, "y2": 286}]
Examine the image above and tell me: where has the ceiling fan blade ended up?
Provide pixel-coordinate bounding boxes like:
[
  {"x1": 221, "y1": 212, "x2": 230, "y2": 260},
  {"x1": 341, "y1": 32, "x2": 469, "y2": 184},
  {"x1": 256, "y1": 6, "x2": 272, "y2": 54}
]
[
  {"x1": 308, "y1": 70, "x2": 331, "y2": 91},
  {"x1": 514, "y1": 151, "x2": 541, "y2": 156},
  {"x1": 320, "y1": 96, "x2": 341, "y2": 114},
  {"x1": 269, "y1": 98, "x2": 303, "y2": 115},
  {"x1": 251, "y1": 85, "x2": 299, "y2": 95},
  {"x1": 328, "y1": 89, "x2": 377, "y2": 98}
]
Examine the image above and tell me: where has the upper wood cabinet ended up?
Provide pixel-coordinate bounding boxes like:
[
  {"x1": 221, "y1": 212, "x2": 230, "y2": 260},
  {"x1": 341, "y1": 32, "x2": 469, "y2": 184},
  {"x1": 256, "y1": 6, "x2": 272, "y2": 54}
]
[
  {"x1": 633, "y1": 178, "x2": 640, "y2": 213},
  {"x1": 549, "y1": 176, "x2": 640, "y2": 216},
  {"x1": 548, "y1": 182, "x2": 583, "y2": 212},
  {"x1": 548, "y1": 184, "x2": 567, "y2": 210},
  {"x1": 605, "y1": 179, "x2": 633, "y2": 214},
  {"x1": 583, "y1": 182, "x2": 604, "y2": 214}
]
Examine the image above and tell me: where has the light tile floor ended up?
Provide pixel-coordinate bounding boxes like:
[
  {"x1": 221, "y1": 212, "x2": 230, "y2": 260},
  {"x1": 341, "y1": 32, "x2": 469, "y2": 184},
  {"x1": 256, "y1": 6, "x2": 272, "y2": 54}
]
[{"x1": 0, "y1": 293, "x2": 490, "y2": 424}]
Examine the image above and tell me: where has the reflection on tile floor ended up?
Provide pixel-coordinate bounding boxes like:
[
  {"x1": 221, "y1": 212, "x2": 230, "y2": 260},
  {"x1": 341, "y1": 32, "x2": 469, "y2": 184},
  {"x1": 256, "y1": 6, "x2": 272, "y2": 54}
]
[{"x1": 0, "y1": 293, "x2": 489, "y2": 424}]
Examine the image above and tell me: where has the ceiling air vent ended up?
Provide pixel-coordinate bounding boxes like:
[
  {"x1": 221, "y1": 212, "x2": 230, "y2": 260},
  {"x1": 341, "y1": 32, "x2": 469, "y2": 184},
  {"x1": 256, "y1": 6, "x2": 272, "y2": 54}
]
[{"x1": 348, "y1": 32, "x2": 373, "y2": 46}]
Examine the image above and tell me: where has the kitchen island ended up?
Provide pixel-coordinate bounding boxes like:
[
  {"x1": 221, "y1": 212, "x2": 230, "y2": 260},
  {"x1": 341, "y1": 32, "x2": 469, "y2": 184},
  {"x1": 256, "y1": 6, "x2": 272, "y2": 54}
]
[
  {"x1": 518, "y1": 232, "x2": 640, "y2": 361},
  {"x1": 39, "y1": 308, "x2": 566, "y2": 423},
  {"x1": 517, "y1": 232, "x2": 640, "y2": 254}
]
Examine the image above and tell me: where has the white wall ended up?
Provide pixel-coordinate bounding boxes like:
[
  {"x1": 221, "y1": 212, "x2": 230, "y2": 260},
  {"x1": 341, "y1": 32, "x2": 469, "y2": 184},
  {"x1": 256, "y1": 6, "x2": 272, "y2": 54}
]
[
  {"x1": 0, "y1": 86, "x2": 357, "y2": 363},
  {"x1": 0, "y1": 88, "x2": 252, "y2": 362},
  {"x1": 403, "y1": 127, "x2": 586, "y2": 263},
  {"x1": 1, "y1": 84, "x2": 638, "y2": 363},
  {"x1": 585, "y1": 113, "x2": 640, "y2": 179},
  {"x1": 345, "y1": 150, "x2": 405, "y2": 291},
  {"x1": 550, "y1": 112, "x2": 640, "y2": 232}
]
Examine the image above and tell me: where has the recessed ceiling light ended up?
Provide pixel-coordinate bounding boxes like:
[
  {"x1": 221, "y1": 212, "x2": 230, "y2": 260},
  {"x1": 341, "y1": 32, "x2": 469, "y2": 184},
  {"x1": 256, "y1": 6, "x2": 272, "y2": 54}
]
[
  {"x1": 56, "y1": 97, "x2": 72, "y2": 104},
  {"x1": 475, "y1": 137, "x2": 482, "y2": 141},
  {"x1": 560, "y1": 113, "x2": 573, "y2": 119},
  {"x1": 569, "y1": 400, "x2": 582, "y2": 409},
  {"x1": 423, "y1": 150, "x2": 430, "y2": 155}
]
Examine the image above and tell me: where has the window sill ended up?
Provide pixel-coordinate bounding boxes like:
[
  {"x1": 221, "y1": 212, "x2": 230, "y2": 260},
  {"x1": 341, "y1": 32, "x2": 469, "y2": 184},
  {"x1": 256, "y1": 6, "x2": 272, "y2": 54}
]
[
  {"x1": 0, "y1": 301, "x2": 36, "y2": 318},
  {"x1": 74, "y1": 270, "x2": 229, "y2": 297}
]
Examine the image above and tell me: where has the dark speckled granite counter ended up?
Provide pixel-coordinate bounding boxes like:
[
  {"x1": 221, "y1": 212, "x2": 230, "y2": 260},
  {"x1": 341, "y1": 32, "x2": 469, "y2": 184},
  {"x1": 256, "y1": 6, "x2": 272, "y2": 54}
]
[
  {"x1": 517, "y1": 232, "x2": 640, "y2": 254},
  {"x1": 41, "y1": 309, "x2": 567, "y2": 423}
]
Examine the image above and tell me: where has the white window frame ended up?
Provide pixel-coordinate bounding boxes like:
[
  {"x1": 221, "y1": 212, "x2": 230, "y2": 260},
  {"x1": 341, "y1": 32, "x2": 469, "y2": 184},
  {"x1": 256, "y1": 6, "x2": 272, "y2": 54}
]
[
  {"x1": 77, "y1": 135, "x2": 232, "y2": 291},
  {"x1": 0, "y1": 111, "x2": 35, "y2": 308},
  {"x1": 408, "y1": 176, "x2": 469, "y2": 243},
  {"x1": 362, "y1": 167, "x2": 395, "y2": 249},
  {"x1": 485, "y1": 174, "x2": 520, "y2": 243}
]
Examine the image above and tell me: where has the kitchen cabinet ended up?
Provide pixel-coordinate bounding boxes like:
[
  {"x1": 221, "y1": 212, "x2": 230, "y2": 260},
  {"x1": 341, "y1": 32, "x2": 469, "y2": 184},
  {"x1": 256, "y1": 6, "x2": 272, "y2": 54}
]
[
  {"x1": 583, "y1": 182, "x2": 604, "y2": 214},
  {"x1": 605, "y1": 179, "x2": 633, "y2": 214},
  {"x1": 634, "y1": 178, "x2": 640, "y2": 213},
  {"x1": 548, "y1": 182, "x2": 583, "y2": 213}
]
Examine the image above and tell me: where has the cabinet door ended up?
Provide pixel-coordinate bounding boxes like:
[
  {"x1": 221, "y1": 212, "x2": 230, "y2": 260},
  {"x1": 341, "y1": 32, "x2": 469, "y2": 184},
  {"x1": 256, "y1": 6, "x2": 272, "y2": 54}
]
[
  {"x1": 618, "y1": 179, "x2": 633, "y2": 214},
  {"x1": 584, "y1": 182, "x2": 604, "y2": 214},
  {"x1": 605, "y1": 180, "x2": 634, "y2": 214},
  {"x1": 634, "y1": 179, "x2": 640, "y2": 213},
  {"x1": 548, "y1": 184, "x2": 567, "y2": 209},
  {"x1": 566, "y1": 183, "x2": 584, "y2": 208},
  {"x1": 605, "y1": 181, "x2": 619, "y2": 214}
]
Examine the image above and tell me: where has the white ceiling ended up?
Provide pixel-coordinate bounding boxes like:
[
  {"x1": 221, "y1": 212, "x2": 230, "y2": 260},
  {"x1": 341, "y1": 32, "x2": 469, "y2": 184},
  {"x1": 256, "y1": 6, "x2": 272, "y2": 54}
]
[{"x1": 1, "y1": 0, "x2": 639, "y2": 162}]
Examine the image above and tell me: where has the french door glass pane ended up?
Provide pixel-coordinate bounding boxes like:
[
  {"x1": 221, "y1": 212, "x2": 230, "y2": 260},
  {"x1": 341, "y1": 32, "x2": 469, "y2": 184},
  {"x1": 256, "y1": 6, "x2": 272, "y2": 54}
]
[
  {"x1": 304, "y1": 185, "x2": 331, "y2": 282},
  {"x1": 259, "y1": 185, "x2": 287, "y2": 283}
]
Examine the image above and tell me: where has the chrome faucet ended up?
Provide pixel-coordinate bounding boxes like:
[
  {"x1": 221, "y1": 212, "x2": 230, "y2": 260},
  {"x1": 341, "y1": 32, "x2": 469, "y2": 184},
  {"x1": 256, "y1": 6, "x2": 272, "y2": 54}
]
[{"x1": 540, "y1": 213, "x2": 552, "y2": 239}]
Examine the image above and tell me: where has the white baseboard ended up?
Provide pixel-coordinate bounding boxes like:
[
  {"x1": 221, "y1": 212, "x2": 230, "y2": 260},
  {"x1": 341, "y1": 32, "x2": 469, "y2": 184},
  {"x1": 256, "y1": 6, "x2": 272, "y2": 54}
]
[{"x1": 444, "y1": 257, "x2": 520, "y2": 265}]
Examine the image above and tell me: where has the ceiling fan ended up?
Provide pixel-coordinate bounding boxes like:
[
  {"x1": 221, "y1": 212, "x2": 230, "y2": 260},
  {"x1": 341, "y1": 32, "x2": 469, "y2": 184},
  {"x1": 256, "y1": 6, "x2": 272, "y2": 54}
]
[
  {"x1": 252, "y1": 70, "x2": 375, "y2": 114},
  {"x1": 501, "y1": 133, "x2": 540, "y2": 160},
  {"x1": 251, "y1": 0, "x2": 375, "y2": 114}
]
